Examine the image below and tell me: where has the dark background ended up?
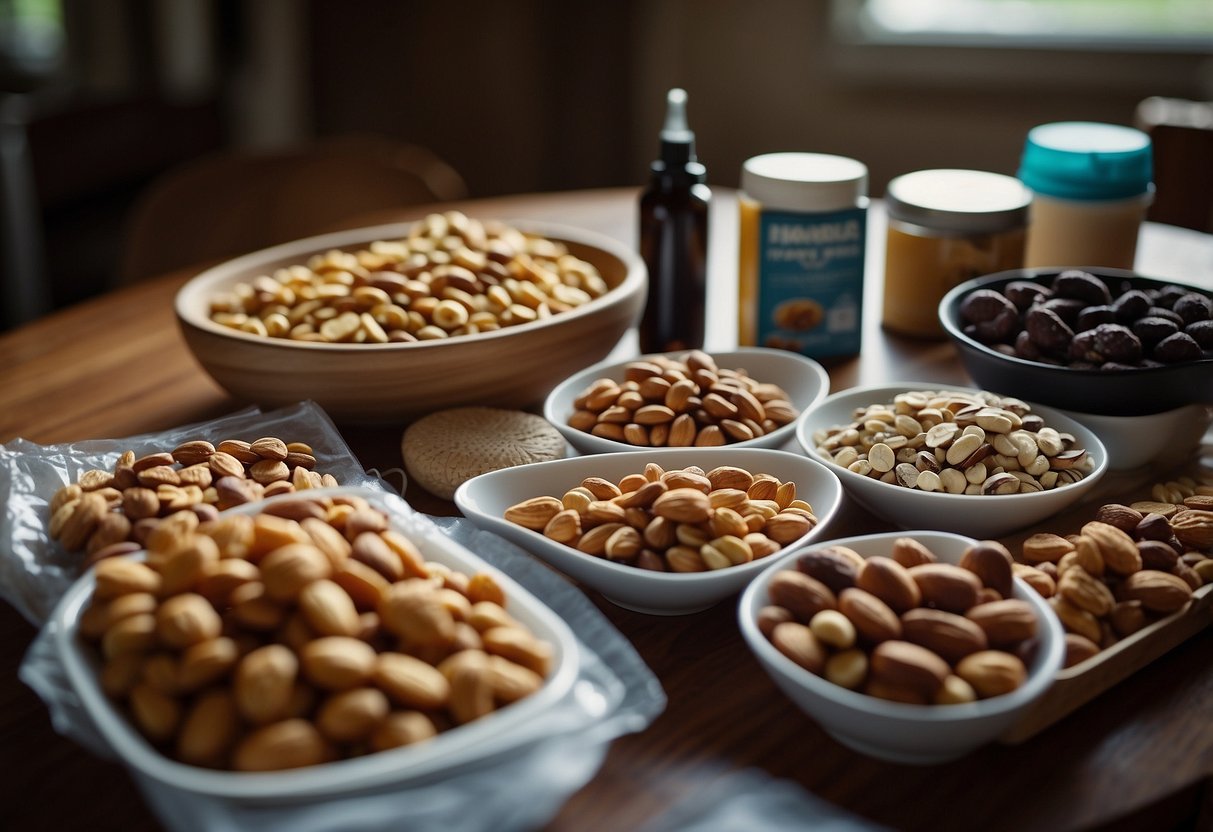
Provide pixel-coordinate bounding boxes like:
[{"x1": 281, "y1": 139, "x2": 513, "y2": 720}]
[{"x1": 3, "y1": 0, "x2": 1210, "y2": 327}]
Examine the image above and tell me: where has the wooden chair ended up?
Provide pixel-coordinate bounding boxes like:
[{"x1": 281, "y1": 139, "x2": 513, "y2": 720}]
[
  {"x1": 118, "y1": 135, "x2": 467, "y2": 283},
  {"x1": 1135, "y1": 97, "x2": 1213, "y2": 234}
]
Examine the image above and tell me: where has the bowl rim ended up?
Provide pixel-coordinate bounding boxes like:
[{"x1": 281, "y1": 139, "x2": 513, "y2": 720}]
[
  {"x1": 51, "y1": 487, "x2": 581, "y2": 800},
  {"x1": 738, "y1": 530, "x2": 1066, "y2": 722},
  {"x1": 173, "y1": 219, "x2": 647, "y2": 353},
  {"x1": 794, "y1": 380, "x2": 1109, "y2": 506},
  {"x1": 542, "y1": 347, "x2": 832, "y2": 454},
  {"x1": 938, "y1": 267, "x2": 1213, "y2": 380},
  {"x1": 453, "y1": 447, "x2": 845, "y2": 588}
]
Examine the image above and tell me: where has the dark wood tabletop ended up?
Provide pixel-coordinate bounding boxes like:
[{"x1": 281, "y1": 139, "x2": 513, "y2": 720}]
[{"x1": 2, "y1": 188, "x2": 1212, "y2": 832}]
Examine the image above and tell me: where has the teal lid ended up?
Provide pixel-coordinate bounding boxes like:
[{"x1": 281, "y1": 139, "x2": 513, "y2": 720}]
[{"x1": 1018, "y1": 122, "x2": 1153, "y2": 201}]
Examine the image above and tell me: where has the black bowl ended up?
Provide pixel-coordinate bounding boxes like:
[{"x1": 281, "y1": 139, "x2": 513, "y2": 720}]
[{"x1": 939, "y1": 267, "x2": 1213, "y2": 416}]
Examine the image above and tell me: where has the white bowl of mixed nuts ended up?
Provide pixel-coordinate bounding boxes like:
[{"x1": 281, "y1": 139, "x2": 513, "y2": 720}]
[
  {"x1": 543, "y1": 348, "x2": 830, "y2": 455},
  {"x1": 738, "y1": 532, "x2": 1065, "y2": 764},
  {"x1": 50, "y1": 487, "x2": 581, "y2": 812},
  {"x1": 795, "y1": 382, "x2": 1108, "y2": 538},
  {"x1": 175, "y1": 215, "x2": 646, "y2": 424},
  {"x1": 454, "y1": 448, "x2": 843, "y2": 615}
]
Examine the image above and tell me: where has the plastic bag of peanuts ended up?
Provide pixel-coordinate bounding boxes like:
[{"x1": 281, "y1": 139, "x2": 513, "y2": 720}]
[
  {"x1": 0, "y1": 401, "x2": 386, "y2": 624},
  {"x1": 20, "y1": 488, "x2": 664, "y2": 832}
]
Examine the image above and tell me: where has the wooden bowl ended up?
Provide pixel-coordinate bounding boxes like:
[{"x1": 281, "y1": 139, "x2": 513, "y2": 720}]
[{"x1": 175, "y1": 221, "x2": 646, "y2": 424}]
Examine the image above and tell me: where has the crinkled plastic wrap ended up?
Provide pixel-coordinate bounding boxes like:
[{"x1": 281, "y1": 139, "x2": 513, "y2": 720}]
[
  {"x1": 21, "y1": 490, "x2": 666, "y2": 832},
  {"x1": 0, "y1": 401, "x2": 387, "y2": 625}
]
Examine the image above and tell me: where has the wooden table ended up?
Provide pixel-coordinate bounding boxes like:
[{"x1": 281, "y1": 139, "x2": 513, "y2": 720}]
[{"x1": 2, "y1": 188, "x2": 1212, "y2": 831}]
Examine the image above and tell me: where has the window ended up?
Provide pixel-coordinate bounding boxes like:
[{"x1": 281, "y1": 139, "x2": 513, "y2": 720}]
[{"x1": 838, "y1": 0, "x2": 1213, "y2": 52}]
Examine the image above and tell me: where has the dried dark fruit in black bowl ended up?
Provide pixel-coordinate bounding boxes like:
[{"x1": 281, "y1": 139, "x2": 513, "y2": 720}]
[{"x1": 1153, "y1": 331, "x2": 1202, "y2": 363}]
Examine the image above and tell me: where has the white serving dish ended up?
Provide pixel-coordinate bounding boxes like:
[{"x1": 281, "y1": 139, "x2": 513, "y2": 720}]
[
  {"x1": 543, "y1": 347, "x2": 830, "y2": 455},
  {"x1": 794, "y1": 382, "x2": 1109, "y2": 538},
  {"x1": 51, "y1": 487, "x2": 580, "y2": 807},
  {"x1": 738, "y1": 531, "x2": 1065, "y2": 764},
  {"x1": 454, "y1": 448, "x2": 843, "y2": 615},
  {"x1": 1055, "y1": 403, "x2": 1211, "y2": 471}
]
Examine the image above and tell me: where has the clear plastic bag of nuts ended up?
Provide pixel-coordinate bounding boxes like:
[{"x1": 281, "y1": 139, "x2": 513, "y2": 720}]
[
  {"x1": 0, "y1": 401, "x2": 386, "y2": 625},
  {"x1": 20, "y1": 488, "x2": 665, "y2": 832}
]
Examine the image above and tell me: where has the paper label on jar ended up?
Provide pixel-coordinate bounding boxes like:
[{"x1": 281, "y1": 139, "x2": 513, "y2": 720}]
[{"x1": 753, "y1": 207, "x2": 866, "y2": 359}]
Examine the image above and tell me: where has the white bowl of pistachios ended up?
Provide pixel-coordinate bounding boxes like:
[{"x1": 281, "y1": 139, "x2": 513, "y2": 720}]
[{"x1": 794, "y1": 382, "x2": 1108, "y2": 538}]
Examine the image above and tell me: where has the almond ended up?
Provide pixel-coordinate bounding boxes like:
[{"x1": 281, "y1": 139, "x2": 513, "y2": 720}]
[
  {"x1": 177, "y1": 689, "x2": 238, "y2": 766},
  {"x1": 1170, "y1": 509, "x2": 1213, "y2": 549},
  {"x1": 1081, "y1": 521, "x2": 1142, "y2": 576},
  {"x1": 901, "y1": 608, "x2": 987, "y2": 663},
  {"x1": 870, "y1": 640, "x2": 949, "y2": 698},
  {"x1": 235, "y1": 644, "x2": 298, "y2": 725},
  {"x1": 233, "y1": 719, "x2": 333, "y2": 772},
  {"x1": 315, "y1": 688, "x2": 391, "y2": 743},
  {"x1": 856, "y1": 556, "x2": 921, "y2": 613},
  {"x1": 771, "y1": 621, "x2": 826, "y2": 675},
  {"x1": 651, "y1": 488, "x2": 712, "y2": 524},
  {"x1": 1050, "y1": 595, "x2": 1102, "y2": 643},
  {"x1": 908, "y1": 563, "x2": 981, "y2": 613},
  {"x1": 1057, "y1": 567, "x2": 1115, "y2": 617},
  {"x1": 964, "y1": 599, "x2": 1039, "y2": 645},
  {"x1": 1021, "y1": 532, "x2": 1075, "y2": 564},
  {"x1": 768, "y1": 570, "x2": 837, "y2": 622},
  {"x1": 956, "y1": 650, "x2": 1027, "y2": 698},
  {"x1": 1063, "y1": 633, "x2": 1101, "y2": 668},
  {"x1": 504, "y1": 496, "x2": 563, "y2": 530},
  {"x1": 373, "y1": 652, "x2": 450, "y2": 709},
  {"x1": 1118, "y1": 569, "x2": 1193, "y2": 614},
  {"x1": 838, "y1": 588, "x2": 901, "y2": 644},
  {"x1": 958, "y1": 541, "x2": 1014, "y2": 598},
  {"x1": 890, "y1": 537, "x2": 938, "y2": 568},
  {"x1": 796, "y1": 545, "x2": 863, "y2": 594}
]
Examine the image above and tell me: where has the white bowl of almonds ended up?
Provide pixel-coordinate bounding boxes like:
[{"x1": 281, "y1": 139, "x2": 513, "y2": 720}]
[
  {"x1": 175, "y1": 214, "x2": 645, "y2": 424},
  {"x1": 795, "y1": 383, "x2": 1108, "y2": 538},
  {"x1": 544, "y1": 348, "x2": 829, "y2": 455},
  {"x1": 50, "y1": 487, "x2": 580, "y2": 810},
  {"x1": 738, "y1": 532, "x2": 1065, "y2": 764},
  {"x1": 454, "y1": 448, "x2": 843, "y2": 615}
]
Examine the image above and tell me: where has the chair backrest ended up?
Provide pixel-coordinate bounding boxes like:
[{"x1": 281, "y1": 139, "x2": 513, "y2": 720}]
[
  {"x1": 118, "y1": 135, "x2": 467, "y2": 283},
  {"x1": 1135, "y1": 97, "x2": 1213, "y2": 234}
]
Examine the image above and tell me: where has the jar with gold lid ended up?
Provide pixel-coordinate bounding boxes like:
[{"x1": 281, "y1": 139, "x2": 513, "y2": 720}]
[{"x1": 882, "y1": 169, "x2": 1031, "y2": 338}]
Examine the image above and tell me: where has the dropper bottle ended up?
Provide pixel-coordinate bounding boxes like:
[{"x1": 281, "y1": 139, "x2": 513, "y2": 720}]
[{"x1": 638, "y1": 88, "x2": 711, "y2": 354}]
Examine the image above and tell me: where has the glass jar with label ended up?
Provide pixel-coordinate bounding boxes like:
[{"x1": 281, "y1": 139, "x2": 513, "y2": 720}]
[
  {"x1": 882, "y1": 169, "x2": 1031, "y2": 338},
  {"x1": 738, "y1": 152, "x2": 868, "y2": 359}
]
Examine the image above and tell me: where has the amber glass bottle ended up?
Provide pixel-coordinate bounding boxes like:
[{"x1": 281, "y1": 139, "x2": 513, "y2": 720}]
[{"x1": 639, "y1": 89, "x2": 710, "y2": 354}]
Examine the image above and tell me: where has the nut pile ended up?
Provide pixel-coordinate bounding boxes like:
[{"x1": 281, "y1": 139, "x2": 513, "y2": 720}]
[
  {"x1": 758, "y1": 539, "x2": 1040, "y2": 705},
  {"x1": 567, "y1": 351, "x2": 800, "y2": 447},
  {"x1": 79, "y1": 494, "x2": 552, "y2": 771},
  {"x1": 959, "y1": 270, "x2": 1213, "y2": 368},
  {"x1": 208, "y1": 212, "x2": 609, "y2": 343},
  {"x1": 1011, "y1": 486, "x2": 1212, "y2": 668},
  {"x1": 504, "y1": 463, "x2": 817, "y2": 572},
  {"x1": 810, "y1": 389, "x2": 1094, "y2": 494},
  {"x1": 49, "y1": 438, "x2": 340, "y2": 566}
]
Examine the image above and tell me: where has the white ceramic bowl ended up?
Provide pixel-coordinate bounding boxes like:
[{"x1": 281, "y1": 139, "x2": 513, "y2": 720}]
[
  {"x1": 738, "y1": 531, "x2": 1065, "y2": 764},
  {"x1": 454, "y1": 448, "x2": 843, "y2": 615},
  {"x1": 175, "y1": 220, "x2": 646, "y2": 425},
  {"x1": 50, "y1": 487, "x2": 580, "y2": 808},
  {"x1": 543, "y1": 347, "x2": 830, "y2": 455},
  {"x1": 795, "y1": 382, "x2": 1109, "y2": 538},
  {"x1": 1056, "y1": 403, "x2": 1211, "y2": 471}
]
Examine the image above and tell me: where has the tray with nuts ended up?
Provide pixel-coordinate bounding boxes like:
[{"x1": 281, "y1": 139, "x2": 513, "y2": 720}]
[
  {"x1": 53, "y1": 488, "x2": 578, "y2": 783},
  {"x1": 455, "y1": 448, "x2": 844, "y2": 615},
  {"x1": 545, "y1": 347, "x2": 829, "y2": 455},
  {"x1": 998, "y1": 473, "x2": 1213, "y2": 742}
]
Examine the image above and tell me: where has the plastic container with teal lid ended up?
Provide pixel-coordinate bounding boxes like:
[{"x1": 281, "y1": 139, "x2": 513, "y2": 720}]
[
  {"x1": 738, "y1": 152, "x2": 868, "y2": 359},
  {"x1": 1018, "y1": 121, "x2": 1154, "y2": 270}
]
